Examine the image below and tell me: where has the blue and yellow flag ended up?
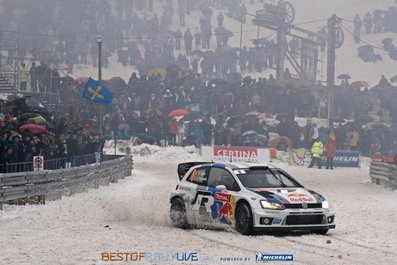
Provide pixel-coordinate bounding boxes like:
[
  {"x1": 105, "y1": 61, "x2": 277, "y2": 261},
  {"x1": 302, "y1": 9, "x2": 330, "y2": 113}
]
[{"x1": 82, "y1": 77, "x2": 113, "y2": 105}]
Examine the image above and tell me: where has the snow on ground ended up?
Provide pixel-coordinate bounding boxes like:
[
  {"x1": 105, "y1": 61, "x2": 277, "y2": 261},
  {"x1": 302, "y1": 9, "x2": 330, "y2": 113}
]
[
  {"x1": 2, "y1": 1, "x2": 397, "y2": 264},
  {"x1": 1, "y1": 144, "x2": 396, "y2": 265}
]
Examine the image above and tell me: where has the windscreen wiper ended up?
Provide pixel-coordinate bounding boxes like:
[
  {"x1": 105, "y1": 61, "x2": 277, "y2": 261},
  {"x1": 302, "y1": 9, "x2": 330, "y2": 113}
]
[{"x1": 267, "y1": 168, "x2": 287, "y2": 187}]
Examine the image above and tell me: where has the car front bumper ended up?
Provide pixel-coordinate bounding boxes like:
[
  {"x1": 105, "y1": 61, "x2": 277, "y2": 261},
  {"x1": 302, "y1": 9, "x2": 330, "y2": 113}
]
[{"x1": 251, "y1": 207, "x2": 336, "y2": 230}]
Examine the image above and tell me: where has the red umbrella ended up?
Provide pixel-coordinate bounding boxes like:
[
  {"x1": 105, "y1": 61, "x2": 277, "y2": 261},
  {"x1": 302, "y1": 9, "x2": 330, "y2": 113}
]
[
  {"x1": 350, "y1": 80, "x2": 369, "y2": 89},
  {"x1": 257, "y1": 113, "x2": 274, "y2": 119},
  {"x1": 168, "y1": 108, "x2": 189, "y2": 117},
  {"x1": 309, "y1": 83, "x2": 328, "y2": 91},
  {"x1": 74, "y1": 76, "x2": 89, "y2": 85},
  {"x1": 144, "y1": 108, "x2": 163, "y2": 116},
  {"x1": 19, "y1": 124, "x2": 47, "y2": 134},
  {"x1": 111, "y1": 76, "x2": 124, "y2": 81},
  {"x1": 245, "y1": 111, "x2": 261, "y2": 117}
]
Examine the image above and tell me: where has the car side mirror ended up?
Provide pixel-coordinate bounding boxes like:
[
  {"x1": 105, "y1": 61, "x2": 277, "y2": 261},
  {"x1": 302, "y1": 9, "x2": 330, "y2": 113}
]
[{"x1": 216, "y1": 185, "x2": 227, "y2": 190}]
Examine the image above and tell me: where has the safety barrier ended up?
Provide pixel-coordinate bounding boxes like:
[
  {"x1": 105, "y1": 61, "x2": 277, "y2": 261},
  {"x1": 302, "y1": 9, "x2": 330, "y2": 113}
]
[
  {"x1": 0, "y1": 153, "x2": 101, "y2": 173},
  {"x1": 0, "y1": 155, "x2": 133, "y2": 209},
  {"x1": 369, "y1": 161, "x2": 397, "y2": 190}
]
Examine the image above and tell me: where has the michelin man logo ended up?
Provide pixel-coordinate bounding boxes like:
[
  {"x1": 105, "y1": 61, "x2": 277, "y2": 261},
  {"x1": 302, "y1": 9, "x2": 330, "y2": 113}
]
[{"x1": 292, "y1": 150, "x2": 311, "y2": 166}]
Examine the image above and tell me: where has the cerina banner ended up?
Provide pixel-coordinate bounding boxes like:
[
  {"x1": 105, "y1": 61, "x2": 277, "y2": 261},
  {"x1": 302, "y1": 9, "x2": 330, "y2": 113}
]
[{"x1": 201, "y1": 146, "x2": 270, "y2": 163}]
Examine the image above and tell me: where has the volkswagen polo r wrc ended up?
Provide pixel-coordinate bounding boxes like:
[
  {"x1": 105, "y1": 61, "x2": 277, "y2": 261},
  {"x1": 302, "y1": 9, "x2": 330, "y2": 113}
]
[{"x1": 169, "y1": 162, "x2": 335, "y2": 235}]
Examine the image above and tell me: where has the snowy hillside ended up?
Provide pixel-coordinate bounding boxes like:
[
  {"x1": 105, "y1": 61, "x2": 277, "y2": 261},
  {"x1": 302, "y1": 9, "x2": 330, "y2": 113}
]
[{"x1": 71, "y1": 0, "x2": 397, "y2": 88}]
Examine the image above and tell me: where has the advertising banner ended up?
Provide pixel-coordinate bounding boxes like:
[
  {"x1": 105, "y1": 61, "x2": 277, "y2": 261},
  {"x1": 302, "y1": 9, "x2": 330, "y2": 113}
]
[
  {"x1": 201, "y1": 146, "x2": 270, "y2": 163},
  {"x1": 289, "y1": 149, "x2": 360, "y2": 168}
]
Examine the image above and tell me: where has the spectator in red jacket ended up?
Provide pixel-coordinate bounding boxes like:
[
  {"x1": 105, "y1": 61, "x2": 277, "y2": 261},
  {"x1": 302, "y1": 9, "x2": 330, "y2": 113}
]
[
  {"x1": 4, "y1": 110, "x2": 14, "y2": 123},
  {"x1": 325, "y1": 139, "x2": 336, "y2": 170}
]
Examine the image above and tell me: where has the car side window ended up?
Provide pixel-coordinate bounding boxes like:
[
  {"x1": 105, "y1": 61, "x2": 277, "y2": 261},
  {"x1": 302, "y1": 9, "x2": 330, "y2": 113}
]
[
  {"x1": 187, "y1": 167, "x2": 209, "y2": 186},
  {"x1": 208, "y1": 167, "x2": 239, "y2": 191}
]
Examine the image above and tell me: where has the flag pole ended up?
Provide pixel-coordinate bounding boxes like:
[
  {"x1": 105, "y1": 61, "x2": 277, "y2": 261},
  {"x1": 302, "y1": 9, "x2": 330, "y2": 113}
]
[{"x1": 97, "y1": 38, "x2": 103, "y2": 136}]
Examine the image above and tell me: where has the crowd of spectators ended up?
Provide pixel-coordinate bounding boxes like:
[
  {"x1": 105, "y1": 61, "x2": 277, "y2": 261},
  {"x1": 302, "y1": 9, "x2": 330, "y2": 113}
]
[
  {"x1": 0, "y1": 108, "x2": 105, "y2": 172},
  {"x1": 353, "y1": 4, "x2": 397, "y2": 62},
  {"x1": 84, "y1": 68, "x2": 396, "y2": 158},
  {"x1": 0, "y1": 0, "x2": 396, "y2": 162},
  {"x1": 3, "y1": 0, "x2": 284, "y2": 93}
]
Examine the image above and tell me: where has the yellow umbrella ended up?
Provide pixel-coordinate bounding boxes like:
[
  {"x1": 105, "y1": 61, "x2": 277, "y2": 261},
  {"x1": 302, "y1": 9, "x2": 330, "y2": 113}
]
[
  {"x1": 148, "y1": 68, "x2": 166, "y2": 79},
  {"x1": 29, "y1": 115, "x2": 46, "y2": 124}
]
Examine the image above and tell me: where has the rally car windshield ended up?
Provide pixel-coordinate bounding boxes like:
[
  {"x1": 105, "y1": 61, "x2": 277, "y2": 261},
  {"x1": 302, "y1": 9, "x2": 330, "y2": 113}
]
[{"x1": 235, "y1": 168, "x2": 303, "y2": 188}]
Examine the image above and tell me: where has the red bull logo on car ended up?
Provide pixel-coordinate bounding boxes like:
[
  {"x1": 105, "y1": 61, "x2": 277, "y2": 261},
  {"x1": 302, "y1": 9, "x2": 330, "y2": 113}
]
[
  {"x1": 210, "y1": 192, "x2": 236, "y2": 223},
  {"x1": 217, "y1": 202, "x2": 233, "y2": 219},
  {"x1": 287, "y1": 193, "x2": 314, "y2": 202}
]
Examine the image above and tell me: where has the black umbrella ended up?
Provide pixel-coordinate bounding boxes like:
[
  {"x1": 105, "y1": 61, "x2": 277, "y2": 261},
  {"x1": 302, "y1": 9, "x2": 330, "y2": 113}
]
[
  {"x1": 226, "y1": 115, "x2": 244, "y2": 127},
  {"x1": 17, "y1": 113, "x2": 39, "y2": 121},
  {"x1": 191, "y1": 50, "x2": 204, "y2": 57},
  {"x1": 382, "y1": 38, "x2": 393, "y2": 45},
  {"x1": 181, "y1": 111, "x2": 203, "y2": 122},
  {"x1": 203, "y1": 50, "x2": 215, "y2": 58},
  {"x1": 226, "y1": 72, "x2": 242, "y2": 84},
  {"x1": 331, "y1": 117, "x2": 346, "y2": 124},
  {"x1": 337, "y1": 74, "x2": 351, "y2": 79},
  {"x1": 208, "y1": 78, "x2": 228, "y2": 90},
  {"x1": 357, "y1": 115, "x2": 374, "y2": 124},
  {"x1": 390, "y1": 75, "x2": 397, "y2": 83},
  {"x1": 241, "y1": 130, "x2": 258, "y2": 137}
]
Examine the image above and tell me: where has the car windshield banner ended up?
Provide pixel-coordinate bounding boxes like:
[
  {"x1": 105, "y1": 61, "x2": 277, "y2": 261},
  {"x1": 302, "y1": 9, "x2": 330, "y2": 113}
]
[
  {"x1": 290, "y1": 149, "x2": 360, "y2": 168},
  {"x1": 201, "y1": 146, "x2": 270, "y2": 163}
]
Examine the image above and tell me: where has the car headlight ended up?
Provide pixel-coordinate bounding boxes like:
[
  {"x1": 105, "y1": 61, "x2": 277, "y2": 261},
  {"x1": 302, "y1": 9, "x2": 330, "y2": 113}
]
[
  {"x1": 260, "y1": 200, "x2": 284, "y2": 210},
  {"x1": 322, "y1": 200, "x2": 329, "y2": 209}
]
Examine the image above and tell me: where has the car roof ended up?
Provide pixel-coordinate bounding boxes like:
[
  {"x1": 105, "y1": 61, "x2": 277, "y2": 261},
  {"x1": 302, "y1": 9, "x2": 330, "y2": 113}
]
[{"x1": 211, "y1": 162, "x2": 278, "y2": 170}]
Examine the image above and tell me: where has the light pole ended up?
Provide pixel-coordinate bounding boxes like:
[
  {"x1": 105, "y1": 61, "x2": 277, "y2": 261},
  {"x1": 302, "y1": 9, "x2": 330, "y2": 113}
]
[
  {"x1": 239, "y1": 14, "x2": 246, "y2": 54},
  {"x1": 327, "y1": 14, "x2": 338, "y2": 128},
  {"x1": 49, "y1": 45, "x2": 54, "y2": 112}
]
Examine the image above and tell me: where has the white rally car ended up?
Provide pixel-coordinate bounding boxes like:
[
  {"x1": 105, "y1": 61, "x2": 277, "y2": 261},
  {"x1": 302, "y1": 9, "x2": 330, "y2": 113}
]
[{"x1": 169, "y1": 162, "x2": 335, "y2": 235}]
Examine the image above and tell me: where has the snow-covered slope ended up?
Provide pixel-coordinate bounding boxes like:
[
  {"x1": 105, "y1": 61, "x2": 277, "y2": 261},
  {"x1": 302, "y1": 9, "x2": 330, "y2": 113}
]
[{"x1": 71, "y1": 0, "x2": 397, "y2": 88}]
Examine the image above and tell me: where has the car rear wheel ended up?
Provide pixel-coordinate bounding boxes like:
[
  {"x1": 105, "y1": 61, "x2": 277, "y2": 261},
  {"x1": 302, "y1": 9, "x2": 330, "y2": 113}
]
[
  {"x1": 311, "y1": 229, "x2": 329, "y2": 235},
  {"x1": 235, "y1": 203, "x2": 253, "y2": 235},
  {"x1": 170, "y1": 197, "x2": 188, "y2": 229}
]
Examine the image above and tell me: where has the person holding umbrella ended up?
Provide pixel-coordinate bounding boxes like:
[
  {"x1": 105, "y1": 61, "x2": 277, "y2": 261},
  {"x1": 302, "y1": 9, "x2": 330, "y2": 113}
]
[
  {"x1": 168, "y1": 118, "x2": 179, "y2": 145},
  {"x1": 5, "y1": 129, "x2": 22, "y2": 164}
]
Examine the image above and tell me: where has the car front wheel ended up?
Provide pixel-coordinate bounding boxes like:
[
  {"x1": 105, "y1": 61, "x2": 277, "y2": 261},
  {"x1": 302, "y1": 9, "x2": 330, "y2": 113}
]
[
  {"x1": 170, "y1": 197, "x2": 188, "y2": 229},
  {"x1": 235, "y1": 203, "x2": 253, "y2": 235}
]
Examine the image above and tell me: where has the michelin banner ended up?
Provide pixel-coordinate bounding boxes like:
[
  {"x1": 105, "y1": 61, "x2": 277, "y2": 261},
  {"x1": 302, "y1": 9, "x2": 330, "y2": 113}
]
[
  {"x1": 201, "y1": 146, "x2": 270, "y2": 163},
  {"x1": 290, "y1": 149, "x2": 360, "y2": 168}
]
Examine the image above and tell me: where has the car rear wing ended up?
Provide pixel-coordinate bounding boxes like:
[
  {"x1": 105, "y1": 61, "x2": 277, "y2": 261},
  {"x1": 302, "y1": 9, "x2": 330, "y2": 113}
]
[{"x1": 177, "y1": 162, "x2": 212, "y2": 180}]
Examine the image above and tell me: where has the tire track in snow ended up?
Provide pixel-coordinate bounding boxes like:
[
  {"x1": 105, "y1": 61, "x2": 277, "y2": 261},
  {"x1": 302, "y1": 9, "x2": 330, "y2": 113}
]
[
  {"x1": 329, "y1": 235, "x2": 397, "y2": 256},
  {"x1": 281, "y1": 234, "x2": 396, "y2": 265},
  {"x1": 187, "y1": 229, "x2": 317, "y2": 265}
]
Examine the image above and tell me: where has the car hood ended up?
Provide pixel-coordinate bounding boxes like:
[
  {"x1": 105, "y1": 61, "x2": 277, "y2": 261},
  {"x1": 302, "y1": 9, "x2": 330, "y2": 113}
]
[{"x1": 248, "y1": 188, "x2": 325, "y2": 204}]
